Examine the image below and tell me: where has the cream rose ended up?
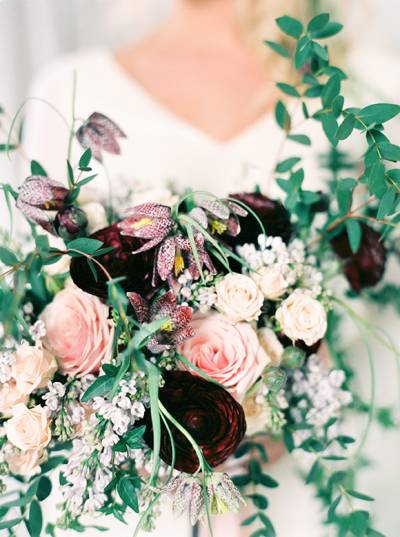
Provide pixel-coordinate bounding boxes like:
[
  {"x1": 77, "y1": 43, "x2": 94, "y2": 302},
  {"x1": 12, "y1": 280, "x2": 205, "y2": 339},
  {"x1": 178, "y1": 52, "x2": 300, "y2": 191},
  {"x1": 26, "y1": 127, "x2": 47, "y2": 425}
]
[
  {"x1": 0, "y1": 381, "x2": 29, "y2": 417},
  {"x1": 178, "y1": 313, "x2": 270, "y2": 401},
  {"x1": 257, "y1": 327, "x2": 284, "y2": 366},
  {"x1": 41, "y1": 287, "x2": 114, "y2": 377},
  {"x1": 12, "y1": 344, "x2": 57, "y2": 395},
  {"x1": 215, "y1": 273, "x2": 264, "y2": 323},
  {"x1": 275, "y1": 290, "x2": 327, "y2": 346},
  {"x1": 5, "y1": 448, "x2": 45, "y2": 476},
  {"x1": 5, "y1": 404, "x2": 51, "y2": 451},
  {"x1": 252, "y1": 265, "x2": 288, "y2": 300},
  {"x1": 81, "y1": 201, "x2": 108, "y2": 234}
]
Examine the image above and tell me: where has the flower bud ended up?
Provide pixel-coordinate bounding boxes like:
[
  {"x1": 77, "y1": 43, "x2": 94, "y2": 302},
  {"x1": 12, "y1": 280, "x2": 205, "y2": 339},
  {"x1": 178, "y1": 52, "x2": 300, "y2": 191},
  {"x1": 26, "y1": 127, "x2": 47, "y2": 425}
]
[
  {"x1": 54, "y1": 206, "x2": 88, "y2": 241},
  {"x1": 281, "y1": 346, "x2": 306, "y2": 369},
  {"x1": 263, "y1": 367, "x2": 287, "y2": 391}
]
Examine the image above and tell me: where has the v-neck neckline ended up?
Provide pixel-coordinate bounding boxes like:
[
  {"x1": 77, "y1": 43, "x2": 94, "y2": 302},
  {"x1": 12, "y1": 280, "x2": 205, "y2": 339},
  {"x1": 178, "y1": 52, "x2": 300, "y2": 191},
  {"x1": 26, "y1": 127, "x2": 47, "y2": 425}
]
[{"x1": 106, "y1": 49, "x2": 275, "y2": 147}]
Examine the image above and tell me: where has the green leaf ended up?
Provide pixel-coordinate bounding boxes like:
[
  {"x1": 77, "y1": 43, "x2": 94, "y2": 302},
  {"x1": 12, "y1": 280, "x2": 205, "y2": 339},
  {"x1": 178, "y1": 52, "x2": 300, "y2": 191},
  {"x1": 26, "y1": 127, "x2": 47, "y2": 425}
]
[
  {"x1": 368, "y1": 161, "x2": 386, "y2": 197},
  {"x1": 337, "y1": 177, "x2": 357, "y2": 214},
  {"x1": 67, "y1": 160, "x2": 74, "y2": 188},
  {"x1": 305, "y1": 460, "x2": 319, "y2": 484},
  {"x1": 276, "y1": 157, "x2": 301, "y2": 173},
  {"x1": 37, "y1": 476, "x2": 52, "y2": 501},
  {"x1": 294, "y1": 36, "x2": 312, "y2": 69},
  {"x1": 358, "y1": 103, "x2": 400, "y2": 125},
  {"x1": 346, "y1": 219, "x2": 362, "y2": 253},
  {"x1": 287, "y1": 134, "x2": 311, "y2": 145},
  {"x1": 0, "y1": 143, "x2": 17, "y2": 152},
  {"x1": 276, "y1": 16, "x2": 303, "y2": 38},
  {"x1": 327, "y1": 495, "x2": 342, "y2": 521},
  {"x1": 232, "y1": 474, "x2": 251, "y2": 487},
  {"x1": 124, "y1": 425, "x2": 146, "y2": 449},
  {"x1": 81, "y1": 375, "x2": 115, "y2": 402},
  {"x1": 377, "y1": 188, "x2": 395, "y2": 219},
  {"x1": 308, "y1": 13, "x2": 330, "y2": 33},
  {"x1": 312, "y1": 21, "x2": 343, "y2": 39},
  {"x1": 349, "y1": 510, "x2": 370, "y2": 537},
  {"x1": 276, "y1": 82, "x2": 300, "y2": 97},
  {"x1": 40, "y1": 456, "x2": 67, "y2": 473},
  {"x1": 347, "y1": 490, "x2": 375, "y2": 502},
  {"x1": 379, "y1": 142, "x2": 400, "y2": 161},
  {"x1": 30, "y1": 160, "x2": 48, "y2": 177},
  {"x1": 0, "y1": 246, "x2": 19, "y2": 266},
  {"x1": 247, "y1": 493, "x2": 268, "y2": 510},
  {"x1": 0, "y1": 518, "x2": 23, "y2": 530},
  {"x1": 275, "y1": 100, "x2": 291, "y2": 132},
  {"x1": 28, "y1": 500, "x2": 42, "y2": 537},
  {"x1": 312, "y1": 41, "x2": 328, "y2": 61},
  {"x1": 366, "y1": 529, "x2": 386, "y2": 537},
  {"x1": 117, "y1": 477, "x2": 139, "y2": 512},
  {"x1": 241, "y1": 514, "x2": 258, "y2": 527},
  {"x1": 259, "y1": 474, "x2": 279, "y2": 488},
  {"x1": 264, "y1": 40, "x2": 290, "y2": 58},
  {"x1": 336, "y1": 114, "x2": 356, "y2": 140},
  {"x1": 305, "y1": 85, "x2": 324, "y2": 98},
  {"x1": 79, "y1": 148, "x2": 92, "y2": 170},
  {"x1": 321, "y1": 113, "x2": 339, "y2": 146},
  {"x1": 322, "y1": 75, "x2": 341, "y2": 108},
  {"x1": 258, "y1": 512, "x2": 276, "y2": 536},
  {"x1": 66, "y1": 238, "x2": 103, "y2": 256}
]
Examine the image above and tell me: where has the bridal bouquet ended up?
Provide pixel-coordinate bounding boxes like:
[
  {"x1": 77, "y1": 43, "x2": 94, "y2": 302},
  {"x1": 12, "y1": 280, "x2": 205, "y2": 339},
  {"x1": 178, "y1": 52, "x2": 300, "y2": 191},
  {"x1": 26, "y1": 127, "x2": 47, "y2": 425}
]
[{"x1": 0, "y1": 12, "x2": 399, "y2": 537}]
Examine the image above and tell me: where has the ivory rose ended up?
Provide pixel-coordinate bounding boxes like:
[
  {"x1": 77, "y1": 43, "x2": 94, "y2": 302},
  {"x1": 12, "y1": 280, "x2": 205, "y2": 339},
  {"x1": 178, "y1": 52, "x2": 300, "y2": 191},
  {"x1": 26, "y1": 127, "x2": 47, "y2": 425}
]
[
  {"x1": 5, "y1": 448, "x2": 45, "y2": 476},
  {"x1": 178, "y1": 313, "x2": 270, "y2": 401},
  {"x1": 12, "y1": 344, "x2": 57, "y2": 394},
  {"x1": 5, "y1": 404, "x2": 51, "y2": 451},
  {"x1": 252, "y1": 265, "x2": 288, "y2": 300},
  {"x1": 0, "y1": 381, "x2": 29, "y2": 417},
  {"x1": 275, "y1": 289, "x2": 327, "y2": 346},
  {"x1": 215, "y1": 273, "x2": 264, "y2": 323},
  {"x1": 41, "y1": 287, "x2": 114, "y2": 377},
  {"x1": 257, "y1": 327, "x2": 284, "y2": 366},
  {"x1": 242, "y1": 393, "x2": 270, "y2": 436}
]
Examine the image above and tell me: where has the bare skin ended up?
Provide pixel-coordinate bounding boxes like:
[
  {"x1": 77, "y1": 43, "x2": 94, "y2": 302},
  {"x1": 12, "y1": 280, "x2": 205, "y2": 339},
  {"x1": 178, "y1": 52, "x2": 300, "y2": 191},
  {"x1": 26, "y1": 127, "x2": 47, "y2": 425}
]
[{"x1": 114, "y1": 0, "x2": 279, "y2": 143}]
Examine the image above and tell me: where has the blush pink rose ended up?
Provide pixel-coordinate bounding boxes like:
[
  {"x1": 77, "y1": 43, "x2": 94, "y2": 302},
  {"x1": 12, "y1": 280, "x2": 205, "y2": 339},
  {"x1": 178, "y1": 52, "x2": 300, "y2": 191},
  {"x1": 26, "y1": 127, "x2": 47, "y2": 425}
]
[
  {"x1": 177, "y1": 313, "x2": 270, "y2": 401},
  {"x1": 41, "y1": 287, "x2": 114, "y2": 377}
]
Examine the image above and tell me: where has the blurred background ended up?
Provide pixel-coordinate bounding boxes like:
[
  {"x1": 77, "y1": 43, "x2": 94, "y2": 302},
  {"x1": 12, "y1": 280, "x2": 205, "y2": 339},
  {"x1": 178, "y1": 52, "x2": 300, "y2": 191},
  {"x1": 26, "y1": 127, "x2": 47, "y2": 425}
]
[{"x1": 1, "y1": 1, "x2": 400, "y2": 536}]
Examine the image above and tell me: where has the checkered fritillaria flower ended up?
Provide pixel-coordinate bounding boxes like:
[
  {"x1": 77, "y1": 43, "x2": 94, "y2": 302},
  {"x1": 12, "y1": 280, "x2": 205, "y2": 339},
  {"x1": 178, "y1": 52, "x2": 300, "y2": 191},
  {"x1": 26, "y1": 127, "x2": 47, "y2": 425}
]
[
  {"x1": 189, "y1": 196, "x2": 248, "y2": 237},
  {"x1": 16, "y1": 175, "x2": 70, "y2": 233},
  {"x1": 76, "y1": 112, "x2": 126, "y2": 162},
  {"x1": 127, "y1": 290, "x2": 194, "y2": 353}
]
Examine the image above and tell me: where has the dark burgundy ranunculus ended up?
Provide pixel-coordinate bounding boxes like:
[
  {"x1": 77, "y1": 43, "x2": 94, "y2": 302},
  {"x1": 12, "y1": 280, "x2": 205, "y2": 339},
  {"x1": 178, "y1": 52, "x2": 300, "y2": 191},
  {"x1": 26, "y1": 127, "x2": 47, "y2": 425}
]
[
  {"x1": 330, "y1": 223, "x2": 386, "y2": 293},
  {"x1": 70, "y1": 223, "x2": 155, "y2": 299},
  {"x1": 225, "y1": 192, "x2": 292, "y2": 246},
  {"x1": 142, "y1": 371, "x2": 246, "y2": 474}
]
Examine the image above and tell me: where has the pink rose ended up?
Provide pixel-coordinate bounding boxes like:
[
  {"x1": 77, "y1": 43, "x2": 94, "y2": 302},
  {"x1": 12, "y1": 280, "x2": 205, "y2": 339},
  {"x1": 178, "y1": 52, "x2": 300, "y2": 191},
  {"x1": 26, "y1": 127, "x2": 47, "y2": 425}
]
[
  {"x1": 178, "y1": 313, "x2": 270, "y2": 401},
  {"x1": 41, "y1": 287, "x2": 114, "y2": 377}
]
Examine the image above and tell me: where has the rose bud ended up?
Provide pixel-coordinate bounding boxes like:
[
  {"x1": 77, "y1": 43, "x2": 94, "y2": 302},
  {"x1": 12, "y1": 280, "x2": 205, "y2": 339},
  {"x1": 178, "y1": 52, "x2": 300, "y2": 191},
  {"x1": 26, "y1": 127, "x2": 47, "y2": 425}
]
[
  {"x1": 54, "y1": 206, "x2": 88, "y2": 241},
  {"x1": 76, "y1": 112, "x2": 126, "y2": 162},
  {"x1": 16, "y1": 176, "x2": 69, "y2": 233},
  {"x1": 70, "y1": 222, "x2": 155, "y2": 299},
  {"x1": 142, "y1": 371, "x2": 246, "y2": 474},
  {"x1": 225, "y1": 192, "x2": 292, "y2": 247},
  {"x1": 330, "y1": 223, "x2": 386, "y2": 292}
]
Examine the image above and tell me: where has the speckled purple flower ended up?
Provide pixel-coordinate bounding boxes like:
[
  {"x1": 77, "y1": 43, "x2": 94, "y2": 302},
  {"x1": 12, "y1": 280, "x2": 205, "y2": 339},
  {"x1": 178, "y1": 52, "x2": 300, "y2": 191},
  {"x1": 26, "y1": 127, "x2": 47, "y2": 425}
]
[
  {"x1": 189, "y1": 196, "x2": 248, "y2": 237},
  {"x1": 16, "y1": 176, "x2": 69, "y2": 232},
  {"x1": 76, "y1": 112, "x2": 126, "y2": 162},
  {"x1": 127, "y1": 290, "x2": 194, "y2": 353}
]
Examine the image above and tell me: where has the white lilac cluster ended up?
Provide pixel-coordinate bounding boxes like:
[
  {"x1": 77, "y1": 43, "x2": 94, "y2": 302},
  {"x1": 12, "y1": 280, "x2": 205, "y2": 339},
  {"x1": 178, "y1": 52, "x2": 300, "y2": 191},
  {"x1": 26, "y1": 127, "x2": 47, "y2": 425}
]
[
  {"x1": 176, "y1": 269, "x2": 217, "y2": 313},
  {"x1": 28, "y1": 319, "x2": 47, "y2": 343},
  {"x1": 288, "y1": 354, "x2": 352, "y2": 450},
  {"x1": 237, "y1": 235, "x2": 324, "y2": 298},
  {"x1": 0, "y1": 349, "x2": 16, "y2": 383},
  {"x1": 60, "y1": 374, "x2": 148, "y2": 518},
  {"x1": 244, "y1": 382, "x2": 288, "y2": 436}
]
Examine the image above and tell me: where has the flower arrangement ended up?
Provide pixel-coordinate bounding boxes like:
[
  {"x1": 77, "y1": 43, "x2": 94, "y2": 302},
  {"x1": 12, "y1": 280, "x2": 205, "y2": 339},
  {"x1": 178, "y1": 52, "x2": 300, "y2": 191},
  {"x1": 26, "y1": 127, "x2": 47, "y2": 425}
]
[{"x1": 0, "y1": 12, "x2": 399, "y2": 537}]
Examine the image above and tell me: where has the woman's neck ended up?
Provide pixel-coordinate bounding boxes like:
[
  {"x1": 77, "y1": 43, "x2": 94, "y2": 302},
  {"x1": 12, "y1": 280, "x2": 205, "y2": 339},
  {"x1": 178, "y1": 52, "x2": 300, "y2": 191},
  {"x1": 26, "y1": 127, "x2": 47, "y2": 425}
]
[{"x1": 165, "y1": 0, "x2": 243, "y2": 46}]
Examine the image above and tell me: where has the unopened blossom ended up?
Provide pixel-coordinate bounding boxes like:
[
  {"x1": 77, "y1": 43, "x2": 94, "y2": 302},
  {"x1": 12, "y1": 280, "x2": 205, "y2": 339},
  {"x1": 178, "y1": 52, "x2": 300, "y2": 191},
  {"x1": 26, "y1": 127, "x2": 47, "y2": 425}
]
[{"x1": 76, "y1": 112, "x2": 126, "y2": 162}]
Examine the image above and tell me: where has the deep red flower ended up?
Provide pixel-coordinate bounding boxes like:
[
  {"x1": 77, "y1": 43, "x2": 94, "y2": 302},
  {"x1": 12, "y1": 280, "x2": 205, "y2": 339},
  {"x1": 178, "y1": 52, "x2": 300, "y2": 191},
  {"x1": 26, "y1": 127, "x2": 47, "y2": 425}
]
[
  {"x1": 70, "y1": 223, "x2": 155, "y2": 299},
  {"x1": 226, "y1": 192, "x2": 292, "y2": 246},
  {"x1": 142, "y1": 371, "x2": 246, "y2": 474},
  {"x1": 331, "y1": 223, "x2": 386, "y2": 292}
]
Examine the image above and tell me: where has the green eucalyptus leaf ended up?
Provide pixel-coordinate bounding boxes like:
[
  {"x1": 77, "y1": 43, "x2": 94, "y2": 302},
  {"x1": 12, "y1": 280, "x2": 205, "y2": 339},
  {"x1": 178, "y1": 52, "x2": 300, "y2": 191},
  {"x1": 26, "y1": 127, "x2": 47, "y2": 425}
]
[
  {"x1": 379, "y1": 142, "x2": 400, "y2": 161},
  {"x1": 346, "y1": 219, "x2": 362, "y2": 253},
  {"x1": 336, "y1": 114, "x2": 355, "y2": 140},
  {"x1": 264, "y1": 40, "x2": 290, "y2": 58},
  {"x1": 347, "y1": 490, "x2": 375, "y2": 502},
  {"x1": 30, "y1": 160, "x2": 48, "y2": 177},
  {"x1": 287, "y1": 134, "x2": 311, "y2": 145},
  {"x1": 276, "y1": 15, "x2": 303, "y2": 38},
  {"x1": 275, "y1": 100, "x2": 291, "y2": 131},
  {"x1": 312, "y1": 21, "x2": 343, "y2": 39},
  {"x1": 377, "y1": 188, "x2": 395, "y2": 219},
  {"x1": 66, "y1": 238, "x2": 104, "y2": 256},
  {"x1": 349, "y1": 510, "x2": 370, "y2": 537},
  {"x1": 307, "y1": 13, "x2": 330, "y2": 33},
  {"x1": 0, "y1": 246, "x2": 19, "y2": 266},
  {"x1": 117, "y1": 477, "x2": 139, "y2": 513},
  {"x1": 276, "y1": 157, "x2": 301, "y2": 173},
  {"x1": 0, "y1": 518, "x2": 23, "y2": 530},
  {"x1": 294, "y1": 36, "x2": 312, "y2": 68},
  {"x1": 358, "y1": 103, "x2": 400, "y2": 125},
  {"x1": 276, "y1": 82, "x2": 300, "y2": 97},
  {"x1": 37, "y1": 476, "x2": 52, "y2": 501},
  {"x1": 312, "y1": 41, "x2": 328, "y2": 61},
  {"x1": 79, "y1": 148, "x2": 92, "y2": 170},
  {"x1": 322, "y1": 75, "x2": 341, "y2": 108},
  {"x1": 28, "y1": 500, "x2": 42, "y2": 537}
]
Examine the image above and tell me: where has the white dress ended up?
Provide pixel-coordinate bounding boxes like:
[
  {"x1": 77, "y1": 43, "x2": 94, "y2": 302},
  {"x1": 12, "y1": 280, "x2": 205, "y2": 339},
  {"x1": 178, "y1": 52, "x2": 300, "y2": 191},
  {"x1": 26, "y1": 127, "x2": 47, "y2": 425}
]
[{"x1": 22, "y1": 48, "x2": 400, "y2": 537}]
